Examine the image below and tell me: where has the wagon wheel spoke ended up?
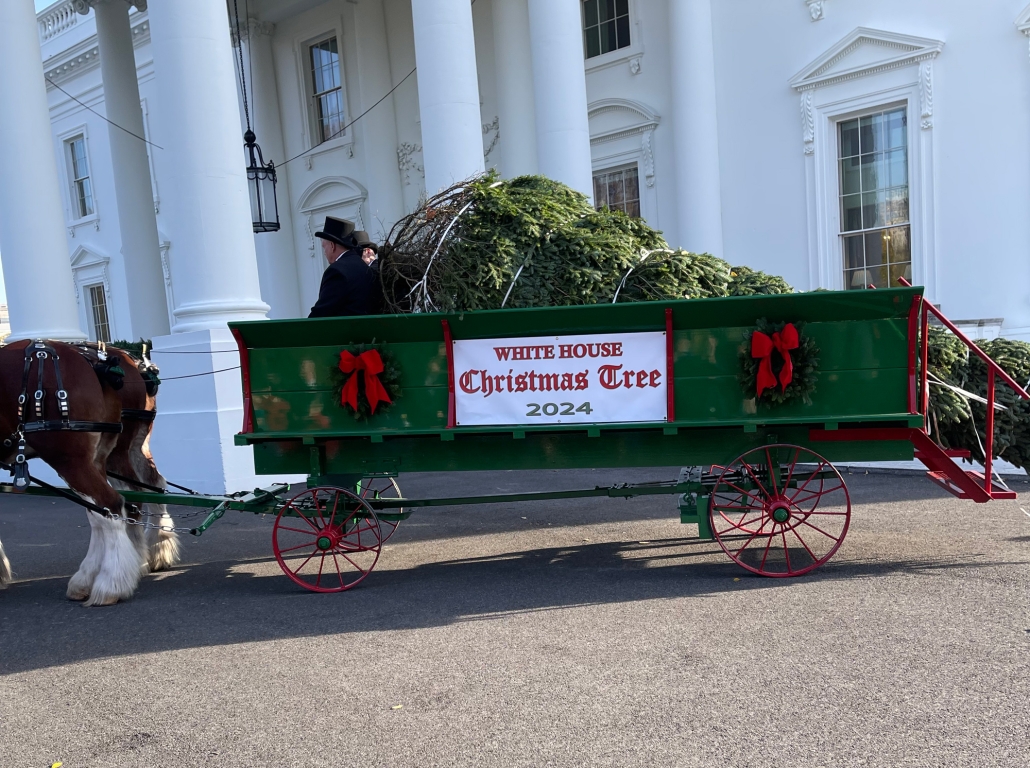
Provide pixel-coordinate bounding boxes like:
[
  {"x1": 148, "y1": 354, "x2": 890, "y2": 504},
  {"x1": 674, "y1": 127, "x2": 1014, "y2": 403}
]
[
  {"x1": 273, "y1": 486, "x2": 382, "y2": 593},
  {"x1": 710, "y1": 445, "x2": 851, "y2": 578}
]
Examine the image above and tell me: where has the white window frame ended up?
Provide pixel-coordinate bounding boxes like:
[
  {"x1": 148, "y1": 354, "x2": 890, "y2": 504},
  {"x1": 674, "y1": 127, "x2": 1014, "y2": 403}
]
[
  {"x1": 56, "y1": 124, "x2": 100, "y2": 230},
  {"x1": 791, "y1": 29, "x2": 942, "y2": 299},
  {"x1": 589, "y1": 98, "x2": 660, "y2": 226},
  {"x1": 582, "y1": 0, "x2": 644, "y2": 76},
  {"x1": 69, "y1": 245, "x2": 118, "y2": 342},
  {"x1": 592, "y1": 163, "x2": 643, "y2": 218},
  {"x1": 292, "y1": 20, "x2": 354, "y2": 163}
]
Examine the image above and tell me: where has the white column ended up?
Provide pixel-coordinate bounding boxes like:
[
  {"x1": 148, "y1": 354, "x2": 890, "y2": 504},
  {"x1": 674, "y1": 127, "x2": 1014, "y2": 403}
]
[
  {"x1": 492, "y1": 0, "x2": 538, "y2": 178},
  {"x1": 91, "y1": 0, "x2": 170, "y2": 337},
  {"x1": 147, "y1": 0, "x2": 269, "y2": 333},
  {"x1": 669, "y1": 0, "x2": 724, "y2": 255},
  {"x1": 239, "y1": 20, "x2": 302, "y2": 319},
  {"x1": 0, "y1": 0, "x2": 85, "y2": 341},
  {"x1": 411, "y1": 0, "x2": 486, "y2": 193},
  {"x1": 145, "y1": 0, "x2": 276, "y2": 495},
  {"x1": 354, "y1": 0, "x2": 406, "y2": 231},
  {"x1": 527, "y1": 0, "x2": 593, "y2": 199}
]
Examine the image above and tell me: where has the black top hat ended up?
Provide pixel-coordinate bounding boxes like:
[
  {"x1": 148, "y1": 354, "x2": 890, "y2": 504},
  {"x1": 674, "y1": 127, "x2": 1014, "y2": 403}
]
[
  {"x1": 315, "y1": 216, "x2": 356, "y2": 248},
  {"x1": 351, "y1": 230, "x2": 378, "y2": 255}
]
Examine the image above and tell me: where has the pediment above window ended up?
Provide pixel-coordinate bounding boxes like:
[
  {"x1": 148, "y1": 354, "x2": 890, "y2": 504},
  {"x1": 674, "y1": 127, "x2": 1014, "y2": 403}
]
[
  {"x1": 69, "y1": 244, "x2": 109, "y2": 269},
  {"x1": 1017, "y1": 4, "x2": 1030, "y2": 36},
  {"x1": 588, "y1": 98, "x2": 659, "y2": 145},
  {"x1": 790, "y1": 28, "x2": 943, "y2": 92},
  {"x1": 297, "y1": 176, "x2": 367, "y2": 213}
]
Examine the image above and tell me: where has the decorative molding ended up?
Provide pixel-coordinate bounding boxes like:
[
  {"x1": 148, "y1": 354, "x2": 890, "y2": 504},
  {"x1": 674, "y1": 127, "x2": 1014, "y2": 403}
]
[
  {"x1": 1016, "y1": 4, "x2": 1030, "y2": 57},
  {"x1": 297, "y1": 176, "x2": 368, "y2": 253},
  {"x1": 806, "y1": 0, "x2": 824, "y2": 21},
  {"x1": 587, "y1": 98, "x2": 660, "y2": 146},
  {"x1": 231, "y1": 18, "x2": 275, "y2": 47},
  {"x1": 43, "y1": 16, "x2": 150, "y2": 87},
  {"x1": 790, "y1": 28, "x2": 944, "y2": 93},
  {"x1": 72, "y1": 0, "x2": 146, "y2": 16},
  {"x1": 397, "y1": 142, "x2": 424, "y2": 187},
  {"x1": 919, "y1": 60, "x2": 934, "y2": 129},
  {"x1": 800, "y1": 91, "x2": 814, "y2": 154},
  {"x1": 38, "y1": 1, "x2": 81, "y2": 43},
  {"x1": 482, "y1": 116, "x2": 500, "y2": 164},
  {"x1": 640, "y1": 130, "x2": 655, "y2": 187},
  {"x1": 629, "y1": 56, "x2": 642, "y2": 75}
]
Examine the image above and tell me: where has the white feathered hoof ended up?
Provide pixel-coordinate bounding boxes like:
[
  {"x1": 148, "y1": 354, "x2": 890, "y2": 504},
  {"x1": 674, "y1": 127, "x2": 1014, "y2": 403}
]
[
  {"x1": 147, "y1": 508, "x2": 181, "y2": 572},
  {"x1": 67, "y1": 510, "x2": 105, "y2": 601},
  {"x1": 0, "y1": 545, "x2": 11, "y2": 589},
  {"x1": 84, "y1": 513, "x2": 145, "y2": 607}
]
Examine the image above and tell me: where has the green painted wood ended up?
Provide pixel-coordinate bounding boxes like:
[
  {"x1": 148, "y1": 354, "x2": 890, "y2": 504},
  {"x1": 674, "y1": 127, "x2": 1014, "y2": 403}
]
[
  {"x1": 251, "y1": 427, "x2": 914, "y2": 476},
  {"x1": 230, "y1": 286, "x2": 923, "y2": 474}
]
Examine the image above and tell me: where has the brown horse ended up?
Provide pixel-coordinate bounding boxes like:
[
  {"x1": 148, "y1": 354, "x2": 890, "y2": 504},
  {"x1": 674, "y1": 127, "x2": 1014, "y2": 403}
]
[{"x1": 0, "y1": 340, "x2": 179, "y2": 605}]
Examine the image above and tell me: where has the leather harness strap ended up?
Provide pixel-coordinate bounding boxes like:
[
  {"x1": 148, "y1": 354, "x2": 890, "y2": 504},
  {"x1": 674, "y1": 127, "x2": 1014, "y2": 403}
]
[
  {"x1": 10, "y1": 341, "x2": 123, "y2": 490},
  {"x1": 120, "y1": 408, "x2": 157, "y2": 422}
]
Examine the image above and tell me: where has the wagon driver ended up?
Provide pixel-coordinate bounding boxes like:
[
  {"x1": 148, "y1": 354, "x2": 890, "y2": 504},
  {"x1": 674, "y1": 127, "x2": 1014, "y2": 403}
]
[{"x1": 308, "y1": 216, "x2": 383, "y2": 317}]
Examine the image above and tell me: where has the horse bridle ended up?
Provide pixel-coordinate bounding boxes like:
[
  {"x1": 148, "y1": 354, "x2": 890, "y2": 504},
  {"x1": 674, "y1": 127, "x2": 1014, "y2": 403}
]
[{"x1": 8, "y1": 340, "x2": 123, "y2": 489}]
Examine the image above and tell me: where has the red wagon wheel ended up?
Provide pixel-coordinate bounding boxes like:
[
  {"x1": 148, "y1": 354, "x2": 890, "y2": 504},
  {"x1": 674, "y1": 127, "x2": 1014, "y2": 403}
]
[
  {"x1": 272, "y1": 486, "x2": 382, "y2": 593},
  {"x1": 708, "y1": 444, "x2": 851, "y2": 577},
  {"x1": 358, "y1": 476, "x2": 403, "y2": 543}
]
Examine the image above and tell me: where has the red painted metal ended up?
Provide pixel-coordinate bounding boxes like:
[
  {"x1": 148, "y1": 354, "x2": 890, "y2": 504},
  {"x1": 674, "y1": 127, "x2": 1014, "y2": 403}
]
[
  {"x1": 272, "y1": 486, "x2": 382, "y2": 593},
  {"x1": 906, "y1": 294, "x2": 921, "y2": 415},
  {"x1": 441, "y1": 320, "x2": 456, "y2": 429},
  {"x1": 899, "y1": 277, "x2": 1030, "y2": 399},
  {"x1": 230, "y1": 327, "x2": 254, "y2": 434},
  {"x1": 665, "y1": 308, "x2": 675, "y2": 422},
  {"x1": 985, "y1": 368, "x2": 995, "y2": 492},
  {"x1": 920, "y1": 300, "x2": 929, "y2": 419},
  {"x1": 707, "y1": 444, "x2": 851, "y2": 577}
]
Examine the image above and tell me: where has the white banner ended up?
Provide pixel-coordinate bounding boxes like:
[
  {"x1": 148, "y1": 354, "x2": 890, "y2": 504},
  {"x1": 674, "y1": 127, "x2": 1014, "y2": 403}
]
[{"x1": 453, "y1": 331, "x2": 668, "y2": 426}]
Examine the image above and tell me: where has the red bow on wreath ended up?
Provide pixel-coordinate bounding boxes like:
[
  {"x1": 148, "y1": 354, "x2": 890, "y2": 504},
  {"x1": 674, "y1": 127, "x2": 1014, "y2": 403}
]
[
  {"x1": 752, "y1": 323, "x2": 799, "y2": 397},
  {"x1": 339, "y1": 350, "x2": 393, "y2": 414}
]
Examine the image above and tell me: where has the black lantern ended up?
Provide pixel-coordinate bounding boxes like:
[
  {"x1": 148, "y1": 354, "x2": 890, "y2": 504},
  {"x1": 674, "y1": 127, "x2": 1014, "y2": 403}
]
[{"x1": 244, "y1": 129, "x2": 280, "y2": 233}]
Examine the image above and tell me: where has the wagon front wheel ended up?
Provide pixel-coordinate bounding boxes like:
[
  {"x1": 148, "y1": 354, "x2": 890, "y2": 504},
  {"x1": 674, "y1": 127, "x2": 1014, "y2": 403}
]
[
  {"x1": 708, "y1": 444, "x2": 851, "y2": 577},
  {"x1": 272, "y1": 486, "x2": 382, "y2": 592}
]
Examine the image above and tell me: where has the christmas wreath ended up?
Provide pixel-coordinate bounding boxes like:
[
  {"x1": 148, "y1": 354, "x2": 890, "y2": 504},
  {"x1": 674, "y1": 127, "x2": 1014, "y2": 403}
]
[
  {"x1": 331, "y1": 343, "x2": 402, "y2": 420},
  {"x1": 738, "y1": 319, "x2": 819, "y2": 406}
]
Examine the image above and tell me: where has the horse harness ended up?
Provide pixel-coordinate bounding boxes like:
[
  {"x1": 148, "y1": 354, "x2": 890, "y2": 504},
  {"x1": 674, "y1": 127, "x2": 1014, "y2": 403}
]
[{"x1": 7, "y1": 340, "x2": 124, "y2": 489}]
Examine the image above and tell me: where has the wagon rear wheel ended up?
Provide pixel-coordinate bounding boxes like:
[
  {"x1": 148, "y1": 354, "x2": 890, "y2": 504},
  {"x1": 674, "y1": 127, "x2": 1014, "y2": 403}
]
[
  {"x1": 708, "y1": 444, "x2": 851, "y2": 577},
  {"x1": 272, "y1": 486, "x2": 382, "y2": 593},
  {"x1": 358, "y1": 476, "x2": 403, "y2": 543}
]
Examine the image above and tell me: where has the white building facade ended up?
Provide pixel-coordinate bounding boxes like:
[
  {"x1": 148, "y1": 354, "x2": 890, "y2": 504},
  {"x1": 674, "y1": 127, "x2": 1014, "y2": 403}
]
[{"x1": 4, "y1": 0, "x2": 1030, "y2": 488}]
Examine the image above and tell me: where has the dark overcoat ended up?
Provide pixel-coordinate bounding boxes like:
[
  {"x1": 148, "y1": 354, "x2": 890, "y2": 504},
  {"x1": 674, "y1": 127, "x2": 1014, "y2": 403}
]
[{"x1": 308, "y1": 250, "x2": 382, "y2": 318}]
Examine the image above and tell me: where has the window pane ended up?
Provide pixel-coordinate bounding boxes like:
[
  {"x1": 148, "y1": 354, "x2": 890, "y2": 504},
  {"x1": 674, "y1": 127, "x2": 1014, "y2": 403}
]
[
  {"x1": 624, "y1": 168, "x2": 639, "y2": 202},
  {"x1": 845, "y1": 268, "x2": 868, "y2": 290},
  {"x1": 859, "y1": 113, "x2": 882, "y2": 154},
  {"x1": 840, "y1": 157, "x2": 861, "y2": 195},
  {"x1": 616, "y1": 0, "x2": 628, "y2": 15},
  {"x1": 860, "y1": 153, "x2": 883, "y2": 192},
  {"x1": 887, "y1": 149, "x2": 907, "y2": 188},
  {"x1": 626, "y1": 199, "x2": 640, "y2": 218},
  {"x1": 864, "y1": 231, "x2": 885, "y2": 268},
  {"x1": 616, "y1": 15, "x2": 630, "y2": 49},
  {"x1": 78, "y1": 179, "x2": 94, "y2": 217},
  {"x1": 843, "y1": 234, "x2": 864, "y2": 270},
  {"x1": 593, "y1": 174, "x2": 607, "y2": 207},
  {"x1": 884, "y1": 225, "x2": 911, "y2": 265},
  {"x1": 584, "y1": 0, "x2": 598, "y2": 28},
  {"x1": 600, "y1": 0, "x2": 615, "y2": 22},
  {"x1": 839, "y1": 119, "x2": 860, "y2": 158},
  {"x1": 585, "y1": 26, "x2": 600, "y2": 58},
  {"x1": 601, "y1": 20, "x2": 617, "y2": 53},
  {"x1": 885, "y1": 109, "x2": 906, "y2": 149},
  {"x1": 312, "y1": 63, "x2": 325, "y2": 95},
  {"x1": 862, "y1": 192, "x2": 885, "y2": 229},
  {"x1": 608, "y1": 175, "x2": 625, "y2": 208},
  {"x1": 329, "y1": 36, "x2": 338, "y2": 54},
  {"x1": 889, "y1": 261, "x2": 913, "y2": 287},
  {"x1": 841, "y1": 194, "x2": 863, "y2": 231},
  {"x1": 885, "y1": 188, "x2": 909, "y2": 225}
]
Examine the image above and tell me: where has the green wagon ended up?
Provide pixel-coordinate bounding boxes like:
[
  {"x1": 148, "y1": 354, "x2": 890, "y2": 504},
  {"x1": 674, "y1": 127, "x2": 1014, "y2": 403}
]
[{"x1": 211, "y1": 283, "x2": 1024, "y2": 591}]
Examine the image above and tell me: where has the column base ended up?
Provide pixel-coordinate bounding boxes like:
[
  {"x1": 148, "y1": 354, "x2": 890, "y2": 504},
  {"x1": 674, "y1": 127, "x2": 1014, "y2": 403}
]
[
  {"x1": 170, "y1": 299, "x2": 270, "y2": 335},
  {"x1": 147, "y1": 329, "x2": 304, "y2": 494},
  {"x1": 6, "y1": 326, "x2": 87, "y2": 342}
]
